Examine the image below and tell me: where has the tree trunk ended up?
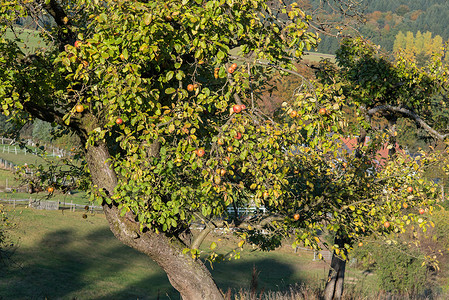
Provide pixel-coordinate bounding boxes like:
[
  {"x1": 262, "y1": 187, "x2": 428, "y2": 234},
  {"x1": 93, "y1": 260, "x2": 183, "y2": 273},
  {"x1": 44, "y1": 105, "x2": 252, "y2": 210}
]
[
  {"x1": 85, "y1": 141, "x2": 224, "y2": 300},
  {"x1": 323, "y1": 235, "x2": 348, "y2": 300},
  {"x1": 386, "y1": 114, "x2": 397, "y2": 157}
]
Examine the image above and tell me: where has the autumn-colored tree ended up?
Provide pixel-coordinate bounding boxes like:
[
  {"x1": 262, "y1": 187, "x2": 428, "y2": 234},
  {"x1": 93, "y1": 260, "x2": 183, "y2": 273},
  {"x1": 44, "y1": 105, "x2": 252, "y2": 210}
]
[{"x1": 393, "y1": 31, "x2": 406, "y2": 53}]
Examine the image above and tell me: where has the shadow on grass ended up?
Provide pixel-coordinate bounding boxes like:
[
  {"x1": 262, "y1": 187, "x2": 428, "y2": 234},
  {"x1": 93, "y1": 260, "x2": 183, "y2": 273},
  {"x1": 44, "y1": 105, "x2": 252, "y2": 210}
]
[
  {"x1": 0, "y1": 227, "x2": 309, "y2": 299},
  {"x1": 0, "y1": 227, "x2": 178, "y2": 300}
]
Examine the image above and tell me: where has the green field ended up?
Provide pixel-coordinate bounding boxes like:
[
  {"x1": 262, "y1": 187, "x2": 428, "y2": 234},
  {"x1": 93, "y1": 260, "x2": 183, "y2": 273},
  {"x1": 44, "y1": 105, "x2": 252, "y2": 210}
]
[
  {"x1": 228, "y1": 46, "x2": 335, "y2": 65},
  {"x1": 3, "y1": 27, "x2": 45, "y2": 54},
  {"x1": 0, "y1": 148, "x2": 90, "y2": 206},
  {"x1": 303, "y1": 51, "x2": 336, "y2": 63},
  {"x1": 0, "y1": 206, "x2": 377, "y2": 299}
]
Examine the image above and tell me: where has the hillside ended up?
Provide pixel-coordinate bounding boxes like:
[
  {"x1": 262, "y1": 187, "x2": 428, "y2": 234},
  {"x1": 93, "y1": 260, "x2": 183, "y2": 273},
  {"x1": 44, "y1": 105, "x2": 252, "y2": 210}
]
[{"x1": 300, "y1": 0, "x2": 449, "y2": 54}]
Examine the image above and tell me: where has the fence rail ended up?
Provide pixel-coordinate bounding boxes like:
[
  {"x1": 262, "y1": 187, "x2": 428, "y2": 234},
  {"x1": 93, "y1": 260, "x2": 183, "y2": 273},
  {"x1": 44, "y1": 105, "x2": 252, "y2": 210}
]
[
  {"x1": 0, "y1": 198, "x2": 102, "y2": 212},
  {"x1": 0, "y1": 157, "x2": 16, "y2": 171},
  {"x1": 0, "y1": 138, "x2": 68, "y2": 157}
]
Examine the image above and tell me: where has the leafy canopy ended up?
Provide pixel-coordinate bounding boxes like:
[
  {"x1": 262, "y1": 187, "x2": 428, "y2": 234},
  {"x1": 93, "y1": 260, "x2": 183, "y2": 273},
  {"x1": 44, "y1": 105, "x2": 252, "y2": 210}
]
[{"x1": 0, "y1": 0, "x2": 443, "y2": 259}]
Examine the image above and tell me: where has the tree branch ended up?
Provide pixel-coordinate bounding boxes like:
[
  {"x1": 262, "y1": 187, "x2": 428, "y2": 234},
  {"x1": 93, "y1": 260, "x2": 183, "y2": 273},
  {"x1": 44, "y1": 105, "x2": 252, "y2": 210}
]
[
  {"x1": 367, "y1": 105, "x2": 449, "y2": 141},
  {"x1": 38, "y1": 0, "x2": 75, "y2": 48}
]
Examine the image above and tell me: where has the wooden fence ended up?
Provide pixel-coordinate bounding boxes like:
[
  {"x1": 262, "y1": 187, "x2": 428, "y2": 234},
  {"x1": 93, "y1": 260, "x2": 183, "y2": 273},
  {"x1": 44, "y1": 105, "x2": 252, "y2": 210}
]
[
  {"x1": 0, "y1": 198, "x2": 102, "y2": 212},
  {"x1": 0, "y1": 138, "x2": 68, "y2": 157},
  {"x1": 0, "y1": 157, "x2": 16, "y2": 171}
]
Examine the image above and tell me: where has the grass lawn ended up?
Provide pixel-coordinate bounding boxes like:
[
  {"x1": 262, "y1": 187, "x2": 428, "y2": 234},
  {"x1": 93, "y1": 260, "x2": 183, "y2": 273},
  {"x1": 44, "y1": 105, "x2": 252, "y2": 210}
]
[
  {"x1": 3, "y1": 27, "x2": 46, "y2": 54},
  {"x1": 0, "y1": 148, "x2": 91, "y2": 205},
  {"x1": 303, "y1": 51, "x2": 336, "y2": 63},
  {"x1": 0, "y1": 206, "x2": 378, "y2": 299},
  {"x1": 228, "y1": 47, "x2": 335, "y2": 65},
  {"x1": 0, "y1": 145, "x2": 61, "y2": 167}
]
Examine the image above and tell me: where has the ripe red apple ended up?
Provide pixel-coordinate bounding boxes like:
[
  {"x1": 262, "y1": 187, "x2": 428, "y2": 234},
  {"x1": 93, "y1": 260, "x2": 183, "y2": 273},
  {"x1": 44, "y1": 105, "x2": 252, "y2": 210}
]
[
  {"x1": 241, "y1": 104, "x2": 246, "y2": 110},
  {"x1": 217, "y1": 138, "x2": 224, "y2": 145},
  {"x1": 116, "y1": 117, "x2": 123, "y2": 125},
  {"x1": 290, "y1": 110, "x2": 298, "y2": 118},
  {"x1": 383, "y1": 221, "x2": 390, "y2": 229},
  {"x1": 228, "y1": 66, "x2": 235, "y2": 74},
  {"x1": 407, "y1": 186, "x2": 413, "y2": 193},
  {"x1": 419, "y1": 208, "x2": 425, "y2": 215},
  {"x1": 233, "y1": 104, "x2": 242, "y2": 113},
  {"x1": 74, "y1": 40, "x2": 82, "y2": 48},
  {"x1": 75, "y1": 104, "x2": 84, "y2": 113},
  {"x1": 47, "y1": 187, "x2": 54, "y2": 193},
  {"x1": 227, "y1": 146, "x2": 234, "y2": 152},
  {"x1": 358, "y1": 242, "x2": 363, "y2": 247},
  {"x1": 196, "y1": 148, "x2": 205, "y2": 157},
  {"x1": 231, "y1": 63, "x2": 237, "y2": 70},
  {"x1": 235, "y1": 132, "x2": 242, "y2": 140},
  {"x1": 403, "y1": 202, "x2": 408, "y2": 209},
  {"x1": 187, "y1": 84, "x2": 194, "y2": 92},
  {"x1": 319, "y1": 108, "x2": 327, "y2": 116},
  {"x1": 293, "y1": 213, "x2": 300, "y2": 221}
]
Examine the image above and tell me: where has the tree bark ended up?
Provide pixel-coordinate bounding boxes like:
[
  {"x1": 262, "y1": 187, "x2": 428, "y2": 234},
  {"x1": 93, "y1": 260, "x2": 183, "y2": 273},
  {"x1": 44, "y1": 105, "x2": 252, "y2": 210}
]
[
  {"x1": 386, "y1": 114, "x2": 397, "y2": 157},
  {"x1": 85, "y1": 141, "x2": 224, "y2": 300},
  {"x1": 323, "y1": 235, "x2": 348, "y2": 300}
]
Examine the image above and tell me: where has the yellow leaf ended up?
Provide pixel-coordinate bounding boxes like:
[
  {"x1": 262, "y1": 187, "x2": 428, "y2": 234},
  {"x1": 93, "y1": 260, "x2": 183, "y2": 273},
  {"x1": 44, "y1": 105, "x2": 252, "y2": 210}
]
[
  {"x1": 238, "y1": 240, "x2": 245, "y2": 248},
  {"x1": 210, "y1": 242, "x2": 217, "y2": 250}
]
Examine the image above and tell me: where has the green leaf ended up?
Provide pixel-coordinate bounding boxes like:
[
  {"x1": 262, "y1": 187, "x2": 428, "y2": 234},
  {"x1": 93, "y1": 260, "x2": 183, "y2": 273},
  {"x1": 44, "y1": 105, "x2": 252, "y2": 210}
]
[
  {"x1": 217, "y1": 50, "x2": 225, "y2": 60},
  {"x1": 165, "y1": 87, "x2": 176, "y2": 94},
  {"x1": 143, "y1": 13, "x2": 152, "y2": 25},
  {"x1": 166, "y1": 71, "x2": 174, "y2": 81}
]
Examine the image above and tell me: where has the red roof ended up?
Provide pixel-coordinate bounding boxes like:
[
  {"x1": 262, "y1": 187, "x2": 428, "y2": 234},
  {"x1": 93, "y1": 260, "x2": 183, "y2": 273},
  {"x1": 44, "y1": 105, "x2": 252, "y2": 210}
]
[{"x1": 340, "y1": 136, "x2": 405, "y2": 167}]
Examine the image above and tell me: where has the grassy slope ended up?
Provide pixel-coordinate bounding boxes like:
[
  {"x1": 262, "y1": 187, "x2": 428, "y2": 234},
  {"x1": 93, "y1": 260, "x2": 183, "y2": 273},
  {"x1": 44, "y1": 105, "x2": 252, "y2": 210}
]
[
  {"x1": 0, "y1": 146, "x2": 49, "y2": 166},
  {"x1": 0, "y1": 206, "x2": 377, "y2": 299},
  {"x1": 228, "y1": 47, "x2": 335, "y2": 64},
  {"x1": 0, "y1": 148, "x2": 91, "y2": 205},
  {"x1": 3, "y1": 27, "x2": 45, "y2": 54}
]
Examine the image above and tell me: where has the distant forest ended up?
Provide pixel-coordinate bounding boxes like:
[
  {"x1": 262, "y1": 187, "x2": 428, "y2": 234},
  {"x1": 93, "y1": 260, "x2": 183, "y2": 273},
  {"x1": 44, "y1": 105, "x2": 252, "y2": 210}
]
[{"x1": 299, "y1": 0, "x2": 449, "y2": 54}]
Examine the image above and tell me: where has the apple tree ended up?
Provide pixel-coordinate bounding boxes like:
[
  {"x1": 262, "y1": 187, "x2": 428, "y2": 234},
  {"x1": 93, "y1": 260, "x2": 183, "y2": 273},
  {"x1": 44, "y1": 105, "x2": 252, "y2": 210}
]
[
  {"x1": 0, "y1": 0, "x2": 323, "y2": 298},
  {"x1": 313, "y1": 37, "x2": 449, "y2": 299},
  {"x1": 1, "y1": 1, "x2": 445, "y2": 299}
]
